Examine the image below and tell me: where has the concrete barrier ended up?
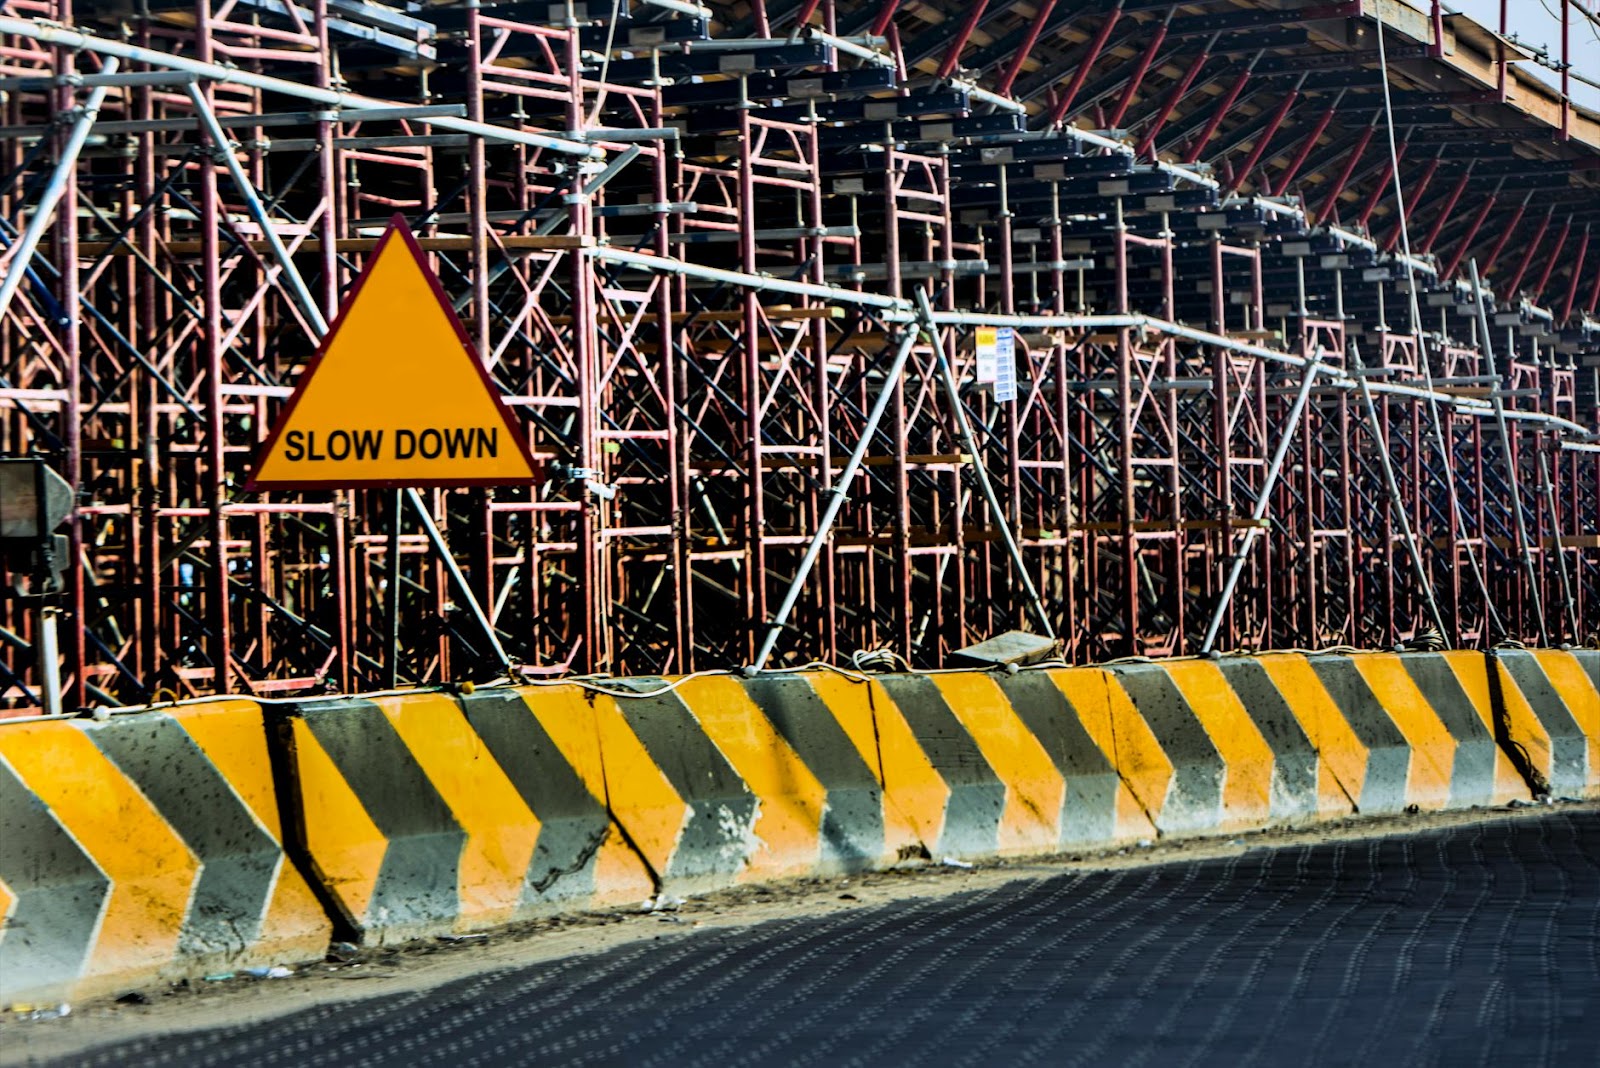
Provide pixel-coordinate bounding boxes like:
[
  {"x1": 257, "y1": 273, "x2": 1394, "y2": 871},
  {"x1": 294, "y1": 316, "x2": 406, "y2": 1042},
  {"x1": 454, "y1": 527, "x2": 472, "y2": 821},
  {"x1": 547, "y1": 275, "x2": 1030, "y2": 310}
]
[
  {"x1": 455, "y1": 687, "x2": 654, "y2": 909},
  {"x1": 1392, "y1": 651, "x2": 1527, "y2": 809},
  {"x1": 1214, "y1": 656, "x2": 1345, "y2": 820},
  {"x1": 996, "y1": 668, "x2": 1158, "y2": 849},
  {"x1": 873, "y1": 674, "x2": 1024, "y2": 859},
  {"x1": 273, "y1": 691, "x2": 652, "y2": 945},
  {"x1": 1286, "y1": 651, "x2": 1527, "y2": 814},
  {"x1": 1109, "y1": 659, "x2": 1281, "y2": 835},
  {"x1": 872, "y1": 670, "x2": 1159, "y2": 860},
  {"x1": 742, "y1": 673, "x2": 925, "y2": 870},
  {"x1": 1, "y1": 646, "x2": 1571, "y2": 1001},
  {"x1": 595, "y1": 673, "x2": 932, "y2": 895},
  {"x1": 1492, "y1": 649, "x2": 1600, "y2": 798},
  {"x1": 586, "y1": 678, "x2": 768, "y2": 896},
  {"x1": 0, "y1": 702, "x2": 330, "y2": 1004}
]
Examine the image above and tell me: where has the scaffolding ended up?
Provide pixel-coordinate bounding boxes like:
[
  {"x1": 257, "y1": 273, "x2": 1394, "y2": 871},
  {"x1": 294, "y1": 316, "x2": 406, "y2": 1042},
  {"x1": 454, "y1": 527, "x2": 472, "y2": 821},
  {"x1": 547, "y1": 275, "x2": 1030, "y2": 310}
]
[{"x1": 1, "y1": 0, "x2": 1597, "y2": 710}]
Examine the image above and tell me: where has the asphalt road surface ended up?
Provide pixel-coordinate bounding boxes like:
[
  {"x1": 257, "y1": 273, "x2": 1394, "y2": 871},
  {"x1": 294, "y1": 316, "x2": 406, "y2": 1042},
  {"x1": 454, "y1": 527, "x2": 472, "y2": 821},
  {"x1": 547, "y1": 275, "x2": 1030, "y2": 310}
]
[{"x1": 51, "y1": 808, "x2": 1600, "y2": 1067}]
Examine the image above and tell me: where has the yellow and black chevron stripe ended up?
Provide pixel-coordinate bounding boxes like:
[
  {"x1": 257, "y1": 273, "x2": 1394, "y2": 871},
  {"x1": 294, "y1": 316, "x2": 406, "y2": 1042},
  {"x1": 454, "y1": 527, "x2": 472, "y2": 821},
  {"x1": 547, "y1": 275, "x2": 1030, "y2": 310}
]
[
  {"x1": 0, "y1": 701, "x2": 329, "y2": 1003},
  {"x1": 1492, "y1": 649, "x2": 1600, "y2": 798},
  {"x1": 4, "y1": 648, "x2": 1583, "y2": 1006},
  {"x1": 276, "y1": 688, "x2": 653, "y2": 944},
  {"x1": 1285, "y1": 651, "x2": 1526, "y2": 814},
  {"x1": 590, "y1": 673, "x2": 931, "y2": 894},
  {"x1": 867, "y1": 670, "x2": 1157, "y2": 859}
]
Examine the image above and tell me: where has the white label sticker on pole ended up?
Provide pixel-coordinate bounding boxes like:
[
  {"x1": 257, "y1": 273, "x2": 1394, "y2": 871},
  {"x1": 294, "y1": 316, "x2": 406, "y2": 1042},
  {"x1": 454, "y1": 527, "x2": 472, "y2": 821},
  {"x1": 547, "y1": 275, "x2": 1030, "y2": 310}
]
[
  {"x1": 975, "y1": 326, "x2": 998, "y2": 383},
  {"x1": 994, "y1": 327, "x2": 1017, "y2": 402}
]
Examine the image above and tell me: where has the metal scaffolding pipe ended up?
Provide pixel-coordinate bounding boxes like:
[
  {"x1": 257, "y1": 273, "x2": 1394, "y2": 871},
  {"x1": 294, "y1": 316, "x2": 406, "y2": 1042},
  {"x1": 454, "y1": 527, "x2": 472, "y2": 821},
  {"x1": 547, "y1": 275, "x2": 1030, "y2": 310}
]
[
  {"x1": 1469, "y1": 260, "x2": 1549, "y2": 642},
  {"x1": 1535, "y1": 444, "x2": 1581, "y2": 640},
  {"x1": 749, "y1": 322, "x2": 923, "y2": 672},
  {"x1": 806, "y1": 29, "x2": 896, "y2": 68},
  {"x1": 1199, "y1": 352, "x2": 1327, "y2": 654},
  {"x1": 918, "y1": 289, "x2": 1056, "y2": 640},
  {"x1": 1353, "y1": 338, "x2": 1451, "y2": 642},
  {"x1": 0, "y1": 17, "x2": 602, "y2": 159},
  {"x1": 0, "y1": 57, "x2": 118, "y2": 324},
  {"x1": 186, "y1": 83, "x2": 329, "y2": 336},
  {"x1": 590, "y1": 244, "x2": 911, "y2": 311},
  {"x1": 163, "y1": 126, "x2": 514, "y2": 675},
  {"x1": 589, "y1": 247, "x2": 1595, "y2": 440},
  {"x1": 408, "y1": 489, "x2": 514, "y2": 673}
]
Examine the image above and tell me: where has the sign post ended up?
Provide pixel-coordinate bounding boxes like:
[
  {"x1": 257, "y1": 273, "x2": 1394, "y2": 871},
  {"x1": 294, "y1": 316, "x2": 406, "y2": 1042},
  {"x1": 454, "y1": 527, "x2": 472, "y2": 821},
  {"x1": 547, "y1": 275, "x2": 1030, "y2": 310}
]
[{"x1": 248, "y1": 216, "x2": 540, "y2": 680}]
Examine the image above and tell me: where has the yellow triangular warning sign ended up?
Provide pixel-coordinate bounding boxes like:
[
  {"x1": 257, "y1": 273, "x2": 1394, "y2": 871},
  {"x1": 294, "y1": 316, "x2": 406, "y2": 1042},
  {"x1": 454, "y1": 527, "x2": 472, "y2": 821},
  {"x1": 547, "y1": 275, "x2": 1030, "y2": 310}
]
[{"x1": 247, "y1": 216, "x2": 540, "y2": 491}]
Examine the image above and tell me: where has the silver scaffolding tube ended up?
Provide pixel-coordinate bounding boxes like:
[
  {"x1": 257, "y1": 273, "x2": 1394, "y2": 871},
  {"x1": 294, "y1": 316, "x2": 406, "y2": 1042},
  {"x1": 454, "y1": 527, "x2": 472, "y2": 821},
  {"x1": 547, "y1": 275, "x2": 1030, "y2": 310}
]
[
  {"x1": 1352, "y1": 340, "x2": 1450, "y2": 642},
  {"x1": 1199, "y1": 351, "x2": 1327, "y2": 655},
  {"x1": 1371, "y1": 4, "x2": 1501, "y2": 644},
  {"x1": 1469, "y1": 260, "x2": 1551, "y2": 644},
  {"x1": 0, "y1": 57, "x2": 118, "y2": 323},
  {"x1": 749, "y1": 324, "x2": 924, "y2": 673},
  {"x1": 590, "y1": 245, "x2": 912, "y2": 312},
  {"x1": 186, "y1": 83, "x2": 329, "y2": 337},
  {"x1": 588, "y1": 248, "x2": 1599, "y2": 439},
  {"x1": 407, "y1": 490, "x2": 514, "y2": 672},
  {"x1": 916, "y1": 288, "x2": 1056, "y2": 640},
  {"x1": 0, "y1": 17, "x2": 602, "y2": 159}
]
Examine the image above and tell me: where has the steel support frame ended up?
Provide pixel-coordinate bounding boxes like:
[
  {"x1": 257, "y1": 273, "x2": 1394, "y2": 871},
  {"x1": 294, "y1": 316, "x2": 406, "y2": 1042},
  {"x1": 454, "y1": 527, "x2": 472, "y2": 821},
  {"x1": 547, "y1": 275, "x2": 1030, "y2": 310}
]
[{"x1": 0, "y1": 3, "x2": 1596, "y2": 711}]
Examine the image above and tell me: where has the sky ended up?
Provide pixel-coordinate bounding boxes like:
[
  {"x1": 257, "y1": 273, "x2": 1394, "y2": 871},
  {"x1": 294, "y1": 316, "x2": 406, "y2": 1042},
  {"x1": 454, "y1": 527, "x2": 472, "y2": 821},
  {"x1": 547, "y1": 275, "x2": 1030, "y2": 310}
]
[{"x1": 1433, "y1": 0, "x2": 1600, "y2": 112}]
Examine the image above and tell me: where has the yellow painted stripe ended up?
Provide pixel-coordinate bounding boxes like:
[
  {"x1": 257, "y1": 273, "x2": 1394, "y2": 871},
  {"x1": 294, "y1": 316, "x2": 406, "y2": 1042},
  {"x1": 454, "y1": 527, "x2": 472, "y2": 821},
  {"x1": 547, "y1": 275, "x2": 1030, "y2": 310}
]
[
  {"x1": 0, "y1": 725, "x2": 197, "y2": 976},
  {"x1": 255, "y1": 857, "x2": 334, "y2": 955},
  {"x1": 1533, "y1": 651, "x2": 1600, "y2": 792},
  {"x1": 514, "y1": 687, "x2": 608, "y2": 800},
  {"x1": 175, "y1": 701, "x2": 287, "y2": 835},
  {"x1": 175, "y1": 703, "x2": 330, "y2": 954},
  {"x1": 378, "y1": 693, "x2": 539, "y2": 929},
  {"x1": 1050, "y1": 667, "x2": 1170, "y2": 828},
  {"x1": 805, "y1": 673, "x2": 928, "y2": 858},
  {"x1": 1493, "y1": 658, "x2": 1556, "y2": 788},
  {"x1": 1162, "y1": 660, "x2": 1275, "y2": 830},
  {"x1": 1349, "y1": 654, "x2": 1455, "y2": 810},
  {"x1": 291, "y1": 718, "x2": 385, "y2": 925},
  {"x1": 930, "y1": 673, "x2": 1064, "y2": 854},
  {"x1": 590, "y1": 692, "x2": 688, "y2": 880},
  {"x1": 591, "y1": 836, "x2": 656, "y2": 907},
  {"x1": 675, "y1": 675, "x2": 828, "y2": 880},
  {"x1": 1439, "y1": 652, "x2": 1527, "y2": 805},
  {"x1": 1255, "y1": 654, "x2": 1362, "y2": 817},
  {"x1": 506, "y1": 687, "x2": 654, "y2": 906},
  {"x1": 800, "y1": 674, "x2": 883, "y2": 771},
  {"x1": 1113, "y1": 784, "x2": 1159, "y2": 842},
  {"x1": 854, "y1": 677, "x2": 950, "y2": 856}
]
